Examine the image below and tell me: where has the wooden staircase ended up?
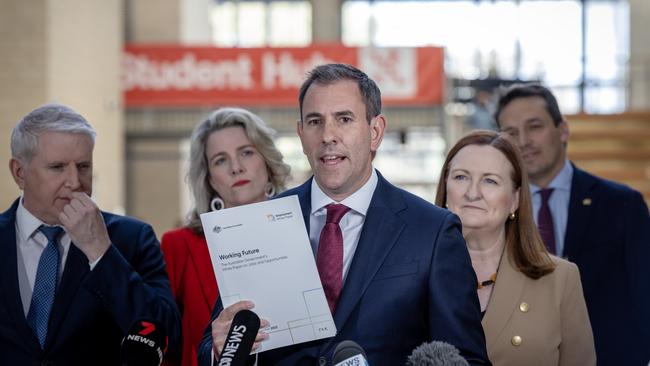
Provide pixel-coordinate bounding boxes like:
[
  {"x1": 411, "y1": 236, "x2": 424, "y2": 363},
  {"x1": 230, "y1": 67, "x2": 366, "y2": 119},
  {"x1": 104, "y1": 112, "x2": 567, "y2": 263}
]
[{"x1": 567, "y1": 113, "x2": 650, "y2": 206}]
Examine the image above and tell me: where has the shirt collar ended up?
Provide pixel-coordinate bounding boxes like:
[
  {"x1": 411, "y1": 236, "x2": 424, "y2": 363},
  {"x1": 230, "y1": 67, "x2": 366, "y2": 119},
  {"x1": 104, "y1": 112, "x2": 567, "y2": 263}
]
[
  {"x1": 16, "y1": 196, "x2": 48, "y2": 243},
  {"x1": 530, "y1": 159, "x2": 573, "y2": 193},
  {"x1": 310, "y1": 169, "x2": 378, "y2": 216}
]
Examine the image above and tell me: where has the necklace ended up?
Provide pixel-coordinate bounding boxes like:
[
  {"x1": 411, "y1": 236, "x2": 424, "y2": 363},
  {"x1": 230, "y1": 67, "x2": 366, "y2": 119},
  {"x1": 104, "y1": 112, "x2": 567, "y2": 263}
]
[{"x1": 477, "y1": 272, "x2": 497, "y2": 289}]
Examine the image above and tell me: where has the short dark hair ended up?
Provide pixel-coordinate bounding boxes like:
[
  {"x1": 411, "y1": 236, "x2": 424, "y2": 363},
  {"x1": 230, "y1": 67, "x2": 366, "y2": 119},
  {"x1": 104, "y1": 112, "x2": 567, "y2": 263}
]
[
  {"x1": 298, "y1": 63, "x2": 382, "y2": 123},
  {"x1": 494, "y1": 83, "x2": 564, "y2": 127}
]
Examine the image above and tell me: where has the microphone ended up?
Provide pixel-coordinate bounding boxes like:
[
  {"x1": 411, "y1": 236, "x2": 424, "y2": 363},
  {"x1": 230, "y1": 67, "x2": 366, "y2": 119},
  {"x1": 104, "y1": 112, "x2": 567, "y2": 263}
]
[
  {"x1": 333, "y1": 340, "x2": 369, "y2": 366},
  {"x1": 121, "y1": 319, "x2": 168, "y2": 366},
  {"x1": 216, "y1": 309, "x2": 261, "y2": 366},
  {"x1": 406, "y1": 341, "x2": 469, "y2": 366}
]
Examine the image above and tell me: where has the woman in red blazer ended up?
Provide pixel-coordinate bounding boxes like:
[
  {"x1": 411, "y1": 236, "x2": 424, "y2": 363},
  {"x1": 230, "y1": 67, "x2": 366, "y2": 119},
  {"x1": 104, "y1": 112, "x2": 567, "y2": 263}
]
[{"x1": 161, "y1": 107, "x2": 290, "y2": 366}]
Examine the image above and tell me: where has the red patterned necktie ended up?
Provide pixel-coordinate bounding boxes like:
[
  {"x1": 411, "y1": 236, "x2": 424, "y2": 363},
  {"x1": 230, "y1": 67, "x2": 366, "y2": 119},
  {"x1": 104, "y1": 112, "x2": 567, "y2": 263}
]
[
  {"x1": 316, "y1": 204, "x2": 350, "y2": 313},
  {"x1": 538, "y1": 188, "x2": 556, "y2": 254}
]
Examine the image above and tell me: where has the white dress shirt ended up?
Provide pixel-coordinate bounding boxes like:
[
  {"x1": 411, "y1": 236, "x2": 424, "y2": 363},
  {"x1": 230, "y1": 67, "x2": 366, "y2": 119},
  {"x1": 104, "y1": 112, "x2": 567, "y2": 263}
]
[
  {"x1": 308, "y1": 169, "x2": 378, "y2": 284},
  {"x1": 530, "y1": 160, "x2": 573, "y2": 256},
  {"x1": 15, "y1": 197, "x2": 104, "y2": 316}
]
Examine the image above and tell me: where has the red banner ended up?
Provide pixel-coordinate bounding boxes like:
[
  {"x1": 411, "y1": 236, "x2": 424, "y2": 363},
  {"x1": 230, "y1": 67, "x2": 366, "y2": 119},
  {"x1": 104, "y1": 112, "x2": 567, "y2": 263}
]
[{"x1": 123, "y1": 45, "x2": 444, "y2": 107}]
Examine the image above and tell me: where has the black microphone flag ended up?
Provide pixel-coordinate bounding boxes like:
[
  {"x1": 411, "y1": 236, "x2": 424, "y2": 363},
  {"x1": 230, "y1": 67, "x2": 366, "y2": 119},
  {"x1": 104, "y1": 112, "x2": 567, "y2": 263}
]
[
  {"x1": 121, "y1": 319, "x2": 168, "y2": 366},
  {"x1": 216, "y1": 309, "x2": 261, "y2": 366},
  {"x1": 333, "y1": 340, "x2": 369, "y2": 366}
]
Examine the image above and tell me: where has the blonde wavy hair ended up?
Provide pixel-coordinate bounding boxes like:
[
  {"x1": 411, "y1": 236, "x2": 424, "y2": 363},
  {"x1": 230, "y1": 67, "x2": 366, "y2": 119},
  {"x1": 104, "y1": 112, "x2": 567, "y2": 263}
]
[{"x1": 186, "y1": 107, "x2": 290, "y2": 233}]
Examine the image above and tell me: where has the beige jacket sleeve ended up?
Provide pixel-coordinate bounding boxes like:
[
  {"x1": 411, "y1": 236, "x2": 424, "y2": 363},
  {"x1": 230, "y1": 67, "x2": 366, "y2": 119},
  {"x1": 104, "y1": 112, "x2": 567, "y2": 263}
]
[{"x1": 559, "y1": 262, "x2": 596, "y2": 366}]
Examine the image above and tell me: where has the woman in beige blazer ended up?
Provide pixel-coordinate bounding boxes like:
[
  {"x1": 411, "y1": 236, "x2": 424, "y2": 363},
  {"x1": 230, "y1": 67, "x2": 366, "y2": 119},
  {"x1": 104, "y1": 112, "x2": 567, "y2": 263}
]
[{"x1": 436, "y1": 131, "x2": 595, "y2": 366}]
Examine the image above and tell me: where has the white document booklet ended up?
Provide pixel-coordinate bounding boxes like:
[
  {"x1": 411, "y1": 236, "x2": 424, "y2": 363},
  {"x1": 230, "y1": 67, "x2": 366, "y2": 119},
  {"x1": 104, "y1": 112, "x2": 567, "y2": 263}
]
[{"x1": 200, "y1": 195, "x2": 336, "y2": 353}]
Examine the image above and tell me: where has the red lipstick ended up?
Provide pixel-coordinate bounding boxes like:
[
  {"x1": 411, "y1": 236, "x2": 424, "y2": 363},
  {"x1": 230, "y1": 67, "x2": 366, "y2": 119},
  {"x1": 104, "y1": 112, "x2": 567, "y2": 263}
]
[{"x1": 232, "y1": 180, "x2": 250, "y2": 187}]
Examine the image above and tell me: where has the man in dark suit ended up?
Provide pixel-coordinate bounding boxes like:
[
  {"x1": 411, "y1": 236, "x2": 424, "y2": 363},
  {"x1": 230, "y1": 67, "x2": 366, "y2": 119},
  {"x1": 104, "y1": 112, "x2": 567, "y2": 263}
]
[
  {"x1": 495, "y1": 84, "x2": 650, "y2": 366},
  {"x1": 198, "y1": 64, "x2": 490, "y2": 365},
  {"x1": 0, "y1": 104, "x2": 181, "y2": 365}
]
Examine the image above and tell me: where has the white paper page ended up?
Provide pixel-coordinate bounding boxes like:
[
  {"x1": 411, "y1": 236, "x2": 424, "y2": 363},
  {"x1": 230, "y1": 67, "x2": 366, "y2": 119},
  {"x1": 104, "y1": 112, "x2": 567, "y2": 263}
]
[{"x1": 200, "y1": 195, "x2": 336, "y2": 353}]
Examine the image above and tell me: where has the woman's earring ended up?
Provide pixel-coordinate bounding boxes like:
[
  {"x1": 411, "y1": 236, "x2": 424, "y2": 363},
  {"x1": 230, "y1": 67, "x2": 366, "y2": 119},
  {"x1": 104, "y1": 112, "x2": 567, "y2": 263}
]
[
  {"x1": 265, "y1": 182, "x2": 276, "y2": 198},
  {"x1": 509, "y1": 212, "x2": 516, "y2": 220},
  {"x1": 211, "y1": 197, "x2": 224, "y2": 211}
]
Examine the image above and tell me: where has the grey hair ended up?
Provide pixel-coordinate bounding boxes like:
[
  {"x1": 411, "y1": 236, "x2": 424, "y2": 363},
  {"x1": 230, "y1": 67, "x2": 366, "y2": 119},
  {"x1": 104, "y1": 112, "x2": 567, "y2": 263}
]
[
  {"x1": 11, "y1": 103, "x2": 96, "y2": 164},
  {"x1": 186, "y1": 107, "x2": 291, "y2": 232}
]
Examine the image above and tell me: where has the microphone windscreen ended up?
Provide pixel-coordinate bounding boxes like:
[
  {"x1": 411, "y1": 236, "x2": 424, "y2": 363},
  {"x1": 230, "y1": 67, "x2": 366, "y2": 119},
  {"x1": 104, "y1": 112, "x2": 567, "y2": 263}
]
[
  {"x1": 121, "y1": 320, "x2": 168, "y2": 366},
  {"x1": 217, "y1": 309, "x2": 261, "y2": 366},
  {"x1": 406, "y1": 341, "x2": 468, "y2": 366},
  {"x1": 333, "y1": 340, "x2": 369, "y2": 366}
]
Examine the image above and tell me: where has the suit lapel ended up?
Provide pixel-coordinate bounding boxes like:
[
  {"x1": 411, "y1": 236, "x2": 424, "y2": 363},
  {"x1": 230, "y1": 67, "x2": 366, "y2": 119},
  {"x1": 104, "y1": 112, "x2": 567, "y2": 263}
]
[
  {"x1": 288, "y1": 174, "x2": 407, "y2": 354},
  {"x1": 482, "y1": 253, "x2": 526, "y2": 349},
  {"x1": 0, "y1": 200, "x2": 40, "y2": 346},
  {"x1": 187, "y1": 234, "x2": 218, "y2": 310},
  {"x1": 563, "y1": 166, "x2": 596, "y2": 259},
  {"x1": 46, "y1": 242, "x2": 89, "y2": 347},
  {"x1": 279, "y1": 178, "x2": 313, "y2": 232},
  {"x1": 294, "y1": 179, "x2": 313, "y2": 233},
  {"x1": 329, "y1": 174, "x2": 406, "y2": 342},
  {"x1": 285, "y1": 175, "x2": 407, "y2": 355}
]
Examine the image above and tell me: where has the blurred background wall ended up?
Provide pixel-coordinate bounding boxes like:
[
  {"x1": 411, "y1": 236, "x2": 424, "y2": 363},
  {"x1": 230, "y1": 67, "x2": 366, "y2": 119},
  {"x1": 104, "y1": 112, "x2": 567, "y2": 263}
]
[
  {"x1": 0, "y1": 0, "x2": 124, "y2": 214},
  {"x1": 1, "y1": 0, "x2": 648, "y2": 237}
]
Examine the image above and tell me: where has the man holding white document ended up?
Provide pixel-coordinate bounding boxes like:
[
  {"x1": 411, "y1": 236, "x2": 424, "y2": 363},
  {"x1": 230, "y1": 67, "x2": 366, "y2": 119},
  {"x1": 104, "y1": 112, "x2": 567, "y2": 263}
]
[{"x1": 198, "y1": 64, "x2": 490, "y2": 365}]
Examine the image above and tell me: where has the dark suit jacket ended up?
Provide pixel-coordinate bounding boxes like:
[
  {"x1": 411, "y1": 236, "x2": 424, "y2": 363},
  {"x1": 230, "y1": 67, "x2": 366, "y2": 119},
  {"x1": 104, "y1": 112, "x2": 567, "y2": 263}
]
[
  {"x1": 161, "y1": 227, "x2": 218, "y2": 366},
  {"x1": 0, "y1": 199, "x2": 181, "y2": 366},
  {"x1": 198, "y1": 172, "x2": 490, "y2": 366},
  {"x1": 563, "y1": 166, "x2": 650, "y2": 365}
]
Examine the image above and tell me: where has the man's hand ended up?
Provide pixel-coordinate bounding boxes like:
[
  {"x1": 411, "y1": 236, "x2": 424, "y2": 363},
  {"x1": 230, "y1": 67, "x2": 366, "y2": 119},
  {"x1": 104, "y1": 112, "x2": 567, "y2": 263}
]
[
  {"x1": 211, "y1": 301, "x2": 269, "y2": 358},
  {"x1": 58, "y1": 192, "x2": 111, "y2": 262}
]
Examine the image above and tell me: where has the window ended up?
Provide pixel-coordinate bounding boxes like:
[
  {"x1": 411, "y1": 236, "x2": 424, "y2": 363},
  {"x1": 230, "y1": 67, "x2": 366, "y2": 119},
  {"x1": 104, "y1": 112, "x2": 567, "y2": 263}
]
[
  {"x1": 342, "y1": 0, "x2": 629, "y2": 113},
  {"x1": 211, "y1": 1, "x2": 311, "y2": 47}
]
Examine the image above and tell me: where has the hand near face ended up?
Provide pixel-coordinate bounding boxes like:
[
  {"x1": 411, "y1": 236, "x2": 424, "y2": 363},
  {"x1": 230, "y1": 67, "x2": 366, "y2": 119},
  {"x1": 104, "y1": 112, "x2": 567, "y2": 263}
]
[
  {"x1": 58, "y1": 192, "x2": 111, "y2": 262},
  {"x1": 211, "y1": 300, "x2": 269, "y2": 358}
]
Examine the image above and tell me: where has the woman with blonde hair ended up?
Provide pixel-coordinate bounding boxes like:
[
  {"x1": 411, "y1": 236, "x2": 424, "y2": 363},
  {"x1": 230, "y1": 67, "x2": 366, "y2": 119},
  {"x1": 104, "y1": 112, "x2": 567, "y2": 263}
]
[
  {"x1": 161, "y1": 107, "x2": 290, "y2": 366},
  {"x1": 436, "y1": 130, "x2": 595, "y2": 365}
]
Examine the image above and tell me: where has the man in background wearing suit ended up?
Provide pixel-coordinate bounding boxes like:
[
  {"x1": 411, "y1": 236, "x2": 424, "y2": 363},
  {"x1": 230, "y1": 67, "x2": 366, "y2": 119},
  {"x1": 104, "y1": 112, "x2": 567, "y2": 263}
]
[
  {"x1": 199, "y1": 64, "x2": 490, "y2": 365},
  {"x1": 495, "y1": 84, "x2": 650, "y2": 366},
  {"x1": 0, "y1": 104, "x2": 181, "y2": 365}
]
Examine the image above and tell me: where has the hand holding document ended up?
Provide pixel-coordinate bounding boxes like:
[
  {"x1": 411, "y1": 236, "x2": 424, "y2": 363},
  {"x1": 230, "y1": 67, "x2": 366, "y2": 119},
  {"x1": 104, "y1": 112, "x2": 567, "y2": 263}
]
[{"x1": 200, "y1": 195, "x2": 336, "y2": 353}]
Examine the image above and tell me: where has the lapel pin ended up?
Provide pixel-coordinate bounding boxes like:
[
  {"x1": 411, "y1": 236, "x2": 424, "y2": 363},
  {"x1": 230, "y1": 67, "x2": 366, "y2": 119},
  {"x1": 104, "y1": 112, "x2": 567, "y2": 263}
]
[{"x1": 582, "y1": 198, "x2": 592, "y2": 206}]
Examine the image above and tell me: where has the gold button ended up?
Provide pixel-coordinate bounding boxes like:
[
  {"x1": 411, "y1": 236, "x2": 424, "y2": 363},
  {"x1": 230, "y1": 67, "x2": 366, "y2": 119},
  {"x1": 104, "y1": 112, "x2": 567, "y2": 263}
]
[
  {"x1": 511, "y1": 335, "x2": 522, "y2": 346},
  {"x1": 519, "y1": 302, "x2": 530, "y2": 312}
]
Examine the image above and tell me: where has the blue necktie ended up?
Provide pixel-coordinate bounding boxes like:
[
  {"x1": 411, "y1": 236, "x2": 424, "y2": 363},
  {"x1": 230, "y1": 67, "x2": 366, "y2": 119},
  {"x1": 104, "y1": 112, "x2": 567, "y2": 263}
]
[{"x1": 27, "y1": 225, "x2": 63, "y2": 348}]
